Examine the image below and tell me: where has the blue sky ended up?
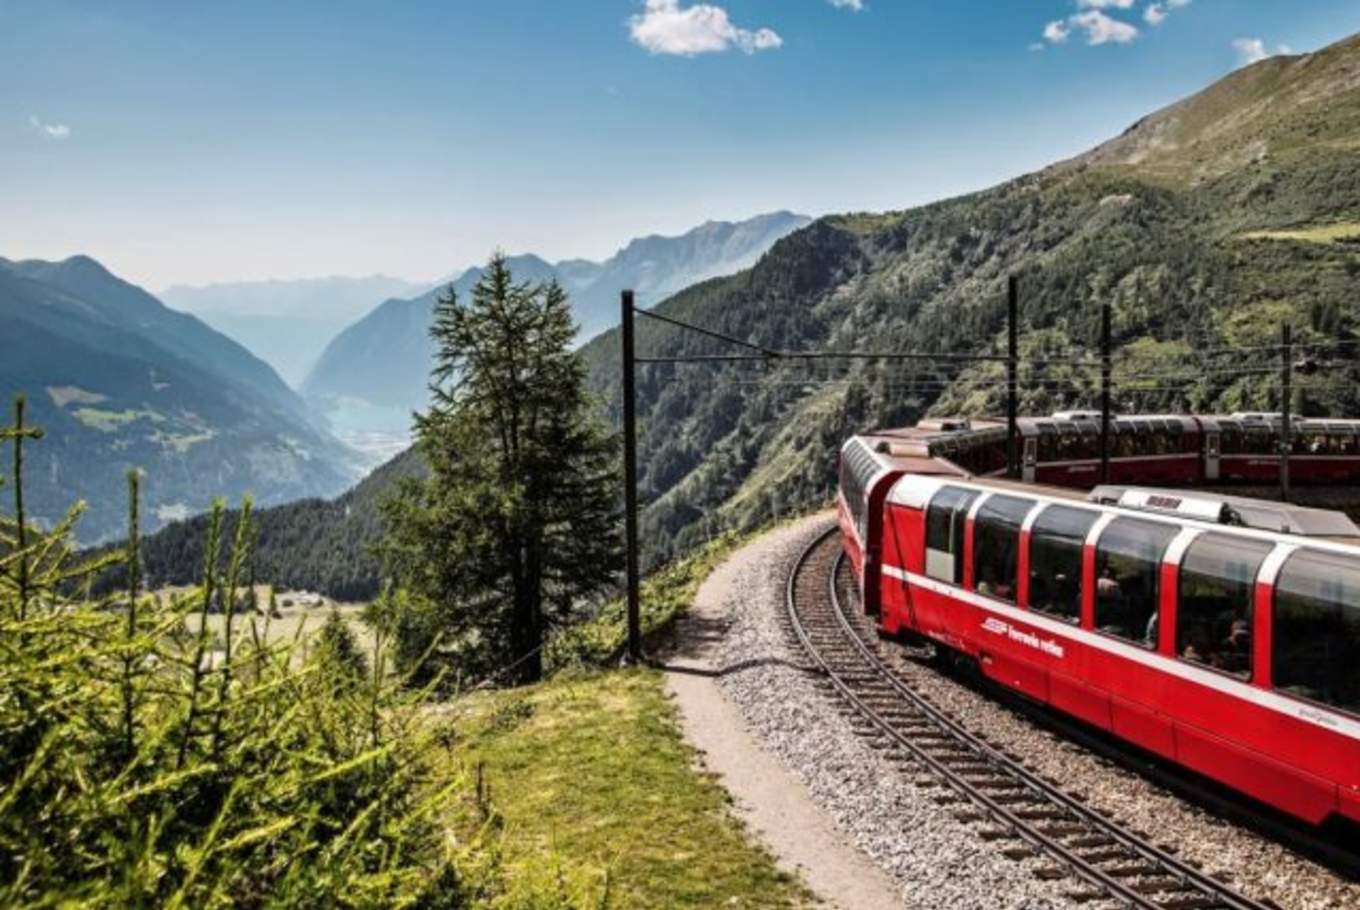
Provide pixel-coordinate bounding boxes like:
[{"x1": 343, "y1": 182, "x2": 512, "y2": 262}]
[{"x1": 3, "y1": 1, "x2": 1358, "y2": 290}]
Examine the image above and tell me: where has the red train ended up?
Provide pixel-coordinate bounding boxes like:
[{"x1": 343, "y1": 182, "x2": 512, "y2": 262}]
[
  {"x1": 927, "y1": 412, "x2": 1360, "y2": 488},
  {"x1": 838, "y1": 420, "x2": 1360, "y2": 830}
]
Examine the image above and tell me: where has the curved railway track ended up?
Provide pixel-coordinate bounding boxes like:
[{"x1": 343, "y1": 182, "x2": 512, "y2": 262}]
[{"x1": 786, "y1": 527, "x2": 1281, "y2": 910}]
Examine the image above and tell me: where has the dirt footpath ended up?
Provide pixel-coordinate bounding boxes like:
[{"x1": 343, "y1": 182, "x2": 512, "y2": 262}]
[{"x1": 662, "y1": 515, "x2": 904, "y2": 910}]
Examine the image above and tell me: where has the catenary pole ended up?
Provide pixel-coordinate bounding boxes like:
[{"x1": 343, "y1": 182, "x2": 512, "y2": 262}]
[
  {"x1": 1281, "y1": 321, "x2": 1292, "y2": 503},
  {"x1": 1007, "y1": 275, "x2": 1019, "y2": 479},
  {"x1": 621, "y1": 291, "x2": 642, "y2": 663},
  {"x1": 1101, "y1": 303, "x2": 1112, "y2": 484}
]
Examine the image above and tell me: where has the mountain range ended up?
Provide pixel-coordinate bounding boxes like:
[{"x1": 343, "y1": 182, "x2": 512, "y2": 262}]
[
  {"x1": 0, "y1": 256, "x2": 363, "y2": 544},
  {"x1": 160, "y1": 275, "x2": 428, "y2": 388},
  {"x1": 298, "y1": 212, "x2": 811, "y2": 451},
  {"x1": 116, "y1": 32, "x2": 1360, "y2": 595}
]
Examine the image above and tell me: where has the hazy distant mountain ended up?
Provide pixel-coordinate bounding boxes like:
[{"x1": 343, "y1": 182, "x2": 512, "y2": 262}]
[
  {"x1": 300, "y1": 212, "x2": 810, "y2": 453},
  {"x1": 0, "y1": 255, "x2": 363, "y2": 544},
  {"x1": 161, "y1": 275, "x2": 426, "y2": 387},
  {"x1": 570, "y1": 211, "x2": 817, "y2": 335}
]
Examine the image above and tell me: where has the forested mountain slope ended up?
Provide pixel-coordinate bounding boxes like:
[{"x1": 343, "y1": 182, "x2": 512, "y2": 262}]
[
  {"x1": 128, "y1": 34, "x2": 1360, "y2": 594},
  {"x1": 0, "y1": 256, "x2": 362, "y2": 544},
  {"x1": 580, "y1": 33, "x2": 1360, "y2": 565}
]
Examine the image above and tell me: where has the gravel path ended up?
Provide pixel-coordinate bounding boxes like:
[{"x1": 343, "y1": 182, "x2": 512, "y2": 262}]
[
  {"x1": 664, "y1": 524, "x2": 902, "y2": 910},
  {"x1": 693, "y1": 514, "x2": 1079, "y2": 909}
]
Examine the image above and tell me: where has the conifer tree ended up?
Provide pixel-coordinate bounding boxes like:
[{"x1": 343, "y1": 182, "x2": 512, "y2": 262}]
[{"x1": 381, "y1": 253, "x2": 620, "y2": 684}]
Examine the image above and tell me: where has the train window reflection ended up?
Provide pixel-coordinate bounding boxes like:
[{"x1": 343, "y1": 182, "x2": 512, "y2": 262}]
[
  {"x1": 925, "y1": 487, "x2": 979, "y2": 585},
  {"x1": 1095, "y1": 518, "x2": 1179, "y2": 649},
  {"x1": 1273, "y1": 550, "x2": 1360, "y2": 715},
  {"x1": 1029, "y1": 506, "x2": 1098, "y2": 623},
  {"x1": 973, "y1": 495, "x2": 1034, "y2": 603},
  {"x1": 1177, "y1": 534, "x2": 1272, "y2": 679}
]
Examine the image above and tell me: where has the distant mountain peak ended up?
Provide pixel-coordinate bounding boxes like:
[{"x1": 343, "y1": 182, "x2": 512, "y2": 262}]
[{"x1": 299, "y1": 210, "x2": 812, "y2": 434}]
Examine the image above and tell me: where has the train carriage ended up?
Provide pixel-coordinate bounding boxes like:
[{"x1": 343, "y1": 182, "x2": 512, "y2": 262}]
[
  {"x1": 920, "y1": 412, "x2": 1360, "y2": 489},
  {"x1": 868, "y1": 474, "x2": 1360, "y2": 828},
  {"x1": 837, "y1": 430, "x2": 964, "y2": 613}
]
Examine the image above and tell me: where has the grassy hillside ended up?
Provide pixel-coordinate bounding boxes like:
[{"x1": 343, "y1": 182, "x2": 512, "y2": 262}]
[{"x1": 0, "y1": 256, "x2": 361, "y2": 544}]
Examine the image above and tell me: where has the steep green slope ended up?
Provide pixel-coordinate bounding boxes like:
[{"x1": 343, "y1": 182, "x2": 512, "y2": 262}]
[
  {"x1": 0, "y1": 260, "x2": 362, "y2": 544},
  {"x1": 580, "y1": 35, "x2": 1360, "y2": 565},
  {"x1": 4, "y1": 256, "x2": 310, "y2": 423}
]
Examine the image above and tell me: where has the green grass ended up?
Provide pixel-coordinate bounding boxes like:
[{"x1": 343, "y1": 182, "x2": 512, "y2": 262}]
[
  {"x1": 1238, "y1": 222, "x2": 1360, "y2": 244},
  {"x1": 188, "y1": 600, "x2": 374, "y2": 649},
  {"x1": 449, "y1": 670, "x2": 814, "y2": 909}
]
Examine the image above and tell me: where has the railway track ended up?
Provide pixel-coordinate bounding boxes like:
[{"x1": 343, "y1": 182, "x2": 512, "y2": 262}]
[{"x1": 786, "y1": 528, "x2": 1280, "y2": 910}]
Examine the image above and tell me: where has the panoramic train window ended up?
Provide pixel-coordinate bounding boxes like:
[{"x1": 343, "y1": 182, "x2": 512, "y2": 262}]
[
  {"x1": 1176, "y1": 534, "x2": 1273, "y2": 679},
  {"x1": 1273, "y1": 550, "x2": 1360, "y2": 715},
  {"x1": 972, "y1": 495, "x2": 1035, "y2": 603},
  {"x1": 925, "y1": 486, "x2": 979, "y2": 585},
  {"x1": 839, "y1": 442, "x2": 879, "y2": 542},
  {"x1": 1029, "y1": 506, "x2": 1098, "y2": 623},
  {"x1": 1094, "y1": 518, "x2": 1179, "y2": 648}
]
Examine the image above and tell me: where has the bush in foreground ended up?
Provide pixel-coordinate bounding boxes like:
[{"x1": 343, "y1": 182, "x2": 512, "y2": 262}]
[{"x1": 0, "y1": 397, "x2": 577, "y2": 908}]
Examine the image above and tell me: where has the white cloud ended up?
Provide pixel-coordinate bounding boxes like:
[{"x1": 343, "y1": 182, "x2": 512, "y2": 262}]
[
  {"x1": 828, "y1": 0, "x2": 864, "y2": 10},
  {"x1": 1070, "y1": 10, "x2": 1139, "y2": 45},
  {"x1": 28, "y1": 115, "x2": 71, "y2": 140},
  {"x1": 1232, "y1": 37, "x2": 1291, "y2": 67},
  {"x1": 1232, "y1": 37, "x2": 1268, "y2": 65},
  {"x1": 1043, "y1": 3, "x2": 1144, "y2": 48},
  {"x1": 1145, "y1": 0, "x2": 1189, "y2": 26},
  {"x1": 628, "y1": 0, "x2": 782, "y2": 56}
]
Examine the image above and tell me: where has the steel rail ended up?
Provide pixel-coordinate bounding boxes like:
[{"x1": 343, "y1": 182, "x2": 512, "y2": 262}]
[{"x1": 786, "y1": 527, "x2": 1277, "y2": 910}]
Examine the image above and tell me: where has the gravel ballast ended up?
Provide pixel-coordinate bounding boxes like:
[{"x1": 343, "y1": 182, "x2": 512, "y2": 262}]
[
  {"x1": 706, "y1": 515, "x2": 1076, "y2": 909},
  {"x1": 701, "y1": 512, "x2": 1359, "y2": 910}
]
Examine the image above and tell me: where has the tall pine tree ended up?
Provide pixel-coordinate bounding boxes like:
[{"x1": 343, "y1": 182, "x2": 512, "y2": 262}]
[{"x1": 381, "y1": 254, "x2": 620, "y2": 684}]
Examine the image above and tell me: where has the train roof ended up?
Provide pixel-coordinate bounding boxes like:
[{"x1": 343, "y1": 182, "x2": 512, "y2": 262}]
[
  {"x1": 1089, "y1": 485, "x2": 1360, "y2": 539},
  {"x1": 842, "y1": 432, "x2": 967, "y2": 477},
  {"x1": 887, "y1": 413, "x2": 1360, "y2": 445}
]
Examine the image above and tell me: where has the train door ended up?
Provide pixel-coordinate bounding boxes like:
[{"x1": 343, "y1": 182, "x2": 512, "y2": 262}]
[
  {"x1": 1204, "y1": 431, "x2": 1221, "y2": 481},
  {"x1": 1022, "y1": 438, "x2": 1038, "y2": 483}
]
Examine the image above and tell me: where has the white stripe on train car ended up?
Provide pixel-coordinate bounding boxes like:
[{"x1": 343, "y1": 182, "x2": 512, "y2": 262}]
[
  {"x1": 1258, "y1": 543, "x2": 1299, "y2": 586},
  {"x1": 881, "y1": 563, "x2": 1360, "y2": 743}
]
